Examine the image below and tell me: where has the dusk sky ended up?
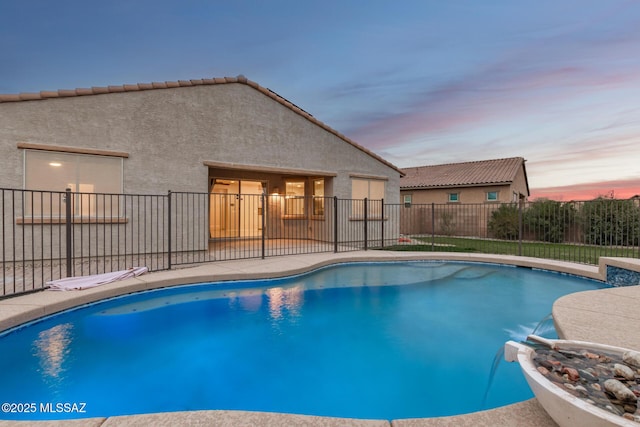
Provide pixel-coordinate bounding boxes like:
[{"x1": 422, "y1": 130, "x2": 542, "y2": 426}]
[{"x1": 2, "y1": 0, "x2": 639, "y2": 200}]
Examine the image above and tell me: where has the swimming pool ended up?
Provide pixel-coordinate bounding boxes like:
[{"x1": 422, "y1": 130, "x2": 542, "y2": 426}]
[{"x1": 0, "y1": 261, "x2": 606, "y2": 420}]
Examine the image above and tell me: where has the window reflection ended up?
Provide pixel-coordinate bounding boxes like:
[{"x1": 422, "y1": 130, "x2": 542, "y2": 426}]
[
  {"x1": 33, "y1": 323, "x2": 73, "y2": 380},
  {"x1": 267, "y1": 286, "x2": 304, "y2": 320}
]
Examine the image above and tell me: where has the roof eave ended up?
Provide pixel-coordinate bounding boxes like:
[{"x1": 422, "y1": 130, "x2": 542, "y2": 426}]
[{"x1": 400, "y1": 181, "x2": 514, "y2": 190}]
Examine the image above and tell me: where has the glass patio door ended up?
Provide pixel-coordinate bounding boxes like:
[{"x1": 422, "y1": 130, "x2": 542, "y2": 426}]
[{"x1": 209, "y1": 179, "x2": 264, "y2": 239}]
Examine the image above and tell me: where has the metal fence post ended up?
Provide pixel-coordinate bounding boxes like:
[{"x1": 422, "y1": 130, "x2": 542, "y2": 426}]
[
  {"x1": 65, "y1": 188, "x2": 72, "y2": 277},
  {"x1": 333, "y1": 196, "x2": 338, "y2": 253},
  {"x1": 364, "y1": 198, "x2": 368, "y2": 251},
  {"x1": 167, "y1": 190, "x2": 172, "y2": 270},
  {"x1": 381, "y1": 198, "x2": 385, "y2": 248},
  {"x1": 431, "y1": 202, "x2": 435, "y2": 251},
  {"x1": 261, "y1": 193, "x2": 266, "y2": 259},
  {"x1": 518, "y1": 200, "x2": 523, "y2": 256}
]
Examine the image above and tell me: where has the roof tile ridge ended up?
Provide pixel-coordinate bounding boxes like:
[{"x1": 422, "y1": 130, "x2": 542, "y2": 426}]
[
  {"x1": 0, "y1": 75, "x2": 275, "y2": 103},
  {"x1": 39, "y1": 90, "x2": 60, "y2": 99},
  {"x1": 91, "y1": 86, "x2": 110, "y2": 94},
  {"x1": 401, "y1": 156, "x2": 524, "y2": 170},
  {"x1": 0, "y1": 94, "x2": 22, "y2": 102},
  {"x1": 74, "y1": 88, "x2": 92, "y2": 96},
  {"x1": 18, "y1": 93, "x2": 41, "y2": 101},
  {"x1": 57, "y1": 89, "x2": 77, "y2": 97},
  {"x1": 107, "y1": 85, "x2": 125, "y2": 92}
]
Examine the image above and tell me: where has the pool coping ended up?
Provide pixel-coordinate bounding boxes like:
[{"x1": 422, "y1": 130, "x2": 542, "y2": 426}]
[{"x1": 1, "y1": 251, "x2": 639, "y2": 427}]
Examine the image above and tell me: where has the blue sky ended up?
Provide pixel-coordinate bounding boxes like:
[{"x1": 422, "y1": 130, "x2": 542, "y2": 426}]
[{"x1": 2, "y1": 0, "x2": 639, "y2": 199}]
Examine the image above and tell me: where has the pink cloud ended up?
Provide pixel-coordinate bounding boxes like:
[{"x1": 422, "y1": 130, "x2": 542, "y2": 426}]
[
  {"x1": 530, "y1": 178, "x2": 640, "y2": 201},
  {"x1": 344, "y1": 25, "x2": 640, "y2": 153},
  {"x1": 354, "y1": 62, "x2": 640, "y2": 153}
]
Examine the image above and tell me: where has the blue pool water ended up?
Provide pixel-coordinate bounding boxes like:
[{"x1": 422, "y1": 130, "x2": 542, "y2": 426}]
[{"x1": 0, "y1": 261, "x2": 606, "y2": 420}]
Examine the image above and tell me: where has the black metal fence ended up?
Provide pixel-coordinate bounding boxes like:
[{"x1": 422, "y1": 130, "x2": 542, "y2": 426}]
[
  {"x1": 170, "y1": 193, "x2": 392, "y2": 264},
  {"x1": 1, "y1": 188, "x2": 169, "y2": 297},
  {"x1": 2, "y1": 188, "x2": 639, "y2": 298},
  {"x1": 387, "y1": 198, "x2": 640, "y2": 263}
]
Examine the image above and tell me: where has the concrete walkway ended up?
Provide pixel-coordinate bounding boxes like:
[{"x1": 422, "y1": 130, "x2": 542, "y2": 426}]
[{"x1": 1, "y1": 252, "x2": 639, "y2": 427}]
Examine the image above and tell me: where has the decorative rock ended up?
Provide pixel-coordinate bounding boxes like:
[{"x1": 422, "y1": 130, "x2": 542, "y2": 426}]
[
  {"x1": 574, "y1": 385, "x2": 588, "y2": 395},
  {"x1": 558, "y1": 349, "x2": 582, "y2": 358},
  {"x1": 622, "y1": 413, "x2": 640, "y2": 422},
  {"x1": 598, "y1": 354, "x2": 613, "y2": 363},
  {"x1": 614, "y1": 363, "x2": 636, "y2": 380},
  {"x1": 538, "y1": 359, "x2": 555, "y2": 370},
  {"x1": 604, "y1": 379, "x2": 637, "y2": 402},
  {"x1": 623, "y1": 350, "x2": 640, "y2": 368},
  {"x1": 561, "y1": 366, "x2": 580, "y2": 381},
  {"x1": 549, "y1": 359, "x2": 562, "y2": 367},
  {"x1": 531, "y1": 343, "x2": 640, "y2": 421},
  {"x1": 537, "y1": 366, "x2": 550, "y2": 375},
  {"x1": 578, "y1": 369, "x2": 597, "y2": 382},
  {"x1": 605, "y1": 404, "x2": 623, "y2": 416}
]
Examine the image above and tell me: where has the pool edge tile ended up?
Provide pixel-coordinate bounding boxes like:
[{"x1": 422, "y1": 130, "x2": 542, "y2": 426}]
[
  {"x1": 100, "y1": 410, "x2": 390, "y2": 427},
  {"x1": 390, "y1": 399, "x2": 557, "y2": 427}
]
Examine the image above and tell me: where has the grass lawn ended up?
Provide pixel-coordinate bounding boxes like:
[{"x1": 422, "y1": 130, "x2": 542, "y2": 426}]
[{"x1": 382, "y1": 236, "x2": 640, "y2": 265}]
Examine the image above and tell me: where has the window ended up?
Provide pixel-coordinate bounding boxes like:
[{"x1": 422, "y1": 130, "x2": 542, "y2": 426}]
[
  {"x1": 24, "y1": 150, "x2": 123, "y2": 217},
  {"x1": 403, "y1": 194, "x2": 412, "y2": 207},
  {"x1": 285, "y1": 180, "x2": 305, "y2": 216},
  {"x1": 448, "y1": 193, "x2": 459, "y2": 202},
  {"x1": 351, "y1": 178, "x2": 385, "y2": 218},
  {"x1": 312, "y1": 179, "x2": 324, "y2": 216},
  {"x1": 486, "y1": 191, "x2": 499, "y2": 201}
]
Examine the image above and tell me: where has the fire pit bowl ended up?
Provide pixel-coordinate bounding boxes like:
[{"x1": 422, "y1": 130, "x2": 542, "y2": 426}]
[{"x1": 505, "y1": 335, "x2": 639, "y2": 427}]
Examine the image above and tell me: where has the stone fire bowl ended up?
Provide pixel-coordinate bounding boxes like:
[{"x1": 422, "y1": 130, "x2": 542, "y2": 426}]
[{"x1": 504, "y1": 335, "x2": 638, "y2": 427}]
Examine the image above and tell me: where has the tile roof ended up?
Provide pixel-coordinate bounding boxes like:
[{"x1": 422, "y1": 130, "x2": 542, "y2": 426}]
[
  {"x1": 0, "y1": 75, "x2": 403, "y2": 175},
  {"x1": 401, "y1": 157, "x2": 526, "y2": 189}
]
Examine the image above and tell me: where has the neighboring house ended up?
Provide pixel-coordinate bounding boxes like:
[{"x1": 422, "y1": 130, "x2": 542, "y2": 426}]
[
  {"x1": 398, "y1": 157, "x2": 530, "y2": 237},
  {"x1": 400, "y1": 157, "x2": 529, "y2": 205},
  {"x1": 0, "y1": 76, "x2": 403, "y2": 244}
]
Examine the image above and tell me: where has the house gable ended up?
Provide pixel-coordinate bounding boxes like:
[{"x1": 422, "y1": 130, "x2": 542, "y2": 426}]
[
  {"x1": 0, "y1": 75, "x2": 401, "y2": 177},
  {"x1": 0, "y1": 76, "x2": 402, "y2": 201}
]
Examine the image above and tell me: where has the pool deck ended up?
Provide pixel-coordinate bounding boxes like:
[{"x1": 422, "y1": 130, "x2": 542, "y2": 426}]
[{"x1": 1, "y1": 251, "x2": 639, "y2": 427}]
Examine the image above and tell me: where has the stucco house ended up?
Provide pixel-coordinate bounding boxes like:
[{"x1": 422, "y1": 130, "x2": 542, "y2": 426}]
[
  {"x1": 0, "y1": 75, "x2": 402, "y2": 237},
  {"x1": 0, "y1": 76, "x2": 404, "y2": 290},
  {"x1": 398, "y1": 157, "x2": 529, "y2": 237},
  {"x1": 400, "y1": 157, "x2": 529, "y2": 205}
]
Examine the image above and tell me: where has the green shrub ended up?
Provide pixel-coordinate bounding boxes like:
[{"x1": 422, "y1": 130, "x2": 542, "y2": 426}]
[
  {"x1": 581, "y1": 198, "x2": 640, "y2": 246},
  {"x1": 524, "y1": 199, "x2": 575, "y2": 243},
  {"x1": 439, "y1": 211, "x2": 456, "y2": 236},
  {"x1": 488, "y1": 204, "x2": 519, "y2": 240}
]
